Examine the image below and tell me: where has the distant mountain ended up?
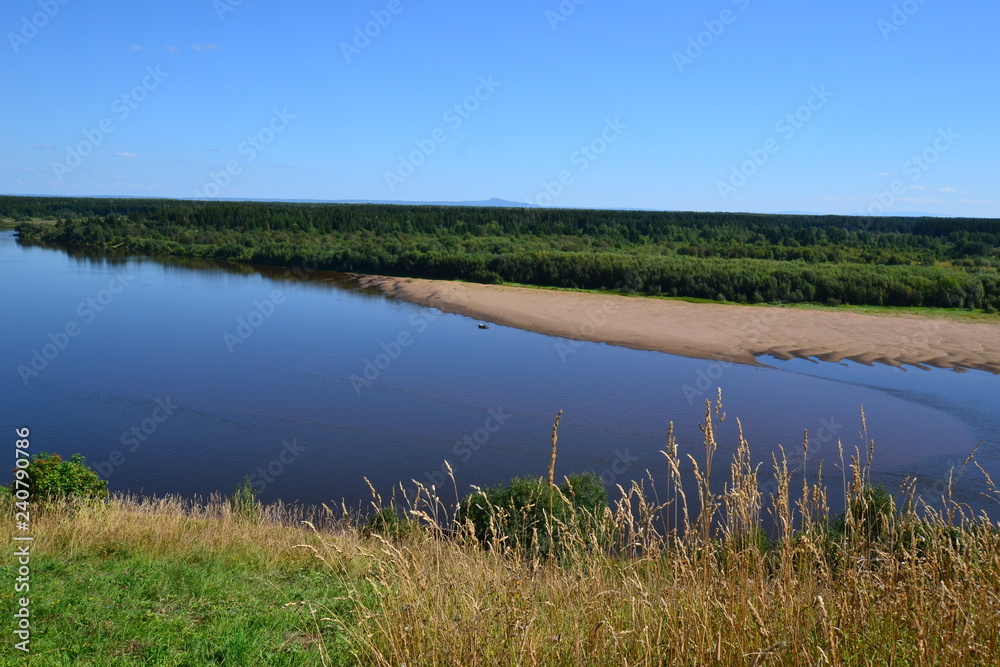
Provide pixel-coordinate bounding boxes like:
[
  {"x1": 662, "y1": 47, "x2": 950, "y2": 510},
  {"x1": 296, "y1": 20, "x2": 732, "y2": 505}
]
[
  {"x1": 777, "y1": 210, "x2": 948, "y2": 218},
  {"x1": 335, "y1": 197, "x2": 538, "y2": 208},
  {"x1": 776, "y1": 210, "x2": 952, "y2": 218},
  {"x1": 851, "y1": 210, "x2": 947, "y2": 218},
  {"x1": 229, "y1": 197, "x2": 538, "y2": 208}
]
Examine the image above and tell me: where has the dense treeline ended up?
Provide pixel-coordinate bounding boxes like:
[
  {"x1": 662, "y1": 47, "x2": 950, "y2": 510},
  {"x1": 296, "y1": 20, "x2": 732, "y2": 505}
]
[{"x1": 6, "y1": 195, "x2": 999, "y2": 311}]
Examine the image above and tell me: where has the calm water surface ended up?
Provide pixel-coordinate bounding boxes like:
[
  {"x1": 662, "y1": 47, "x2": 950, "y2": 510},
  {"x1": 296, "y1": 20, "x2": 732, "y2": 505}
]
[{"x1": 2, "y1": 230, "x2": 997, "y2": 517}]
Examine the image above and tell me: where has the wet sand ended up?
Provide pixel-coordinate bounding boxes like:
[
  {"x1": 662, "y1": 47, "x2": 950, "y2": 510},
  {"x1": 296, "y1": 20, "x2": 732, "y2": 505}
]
[{"x1": 356, "y1": 275, "x2": 1000, "y2": 374}]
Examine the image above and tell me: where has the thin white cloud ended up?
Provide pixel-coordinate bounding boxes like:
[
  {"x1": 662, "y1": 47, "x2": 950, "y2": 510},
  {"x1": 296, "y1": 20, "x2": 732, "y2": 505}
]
[
  {"x1": 130, "y1": 44, "x2": 142, "y2": 51},
  {"x1": 14, "y1": 179, "x2": 24, "y2": 185},
  {"x1": 165, "y1": 45, "x2": 179, "y2": 53},
  {"x1": 939, "y1": 187, "x2": 957, "y2": 193},
  {"x1": 959, "y1": 198, "x2": 998, "y2": 205},
  {"x1": 33, "y1": 144, "x2": 55, "y2": 149},
  {"x1": 876, "y1": 172, "x2": 890, "y2": 178},
  {"x1": 114, "y1": 152, "x2": 137, "y2": 158},
  {"x1": 192, "y1": 44, "x2": 203, "y2": 51},
  {"x1": 206, "y1": 43, "x2": 219, "y2": 50},
  {"x1": 908, "y1": 185, "x2": 924, "y2": 191}
]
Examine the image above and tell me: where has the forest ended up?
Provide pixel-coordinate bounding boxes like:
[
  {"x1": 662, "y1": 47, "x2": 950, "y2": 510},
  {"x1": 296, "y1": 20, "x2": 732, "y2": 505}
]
[{"x1": 6, "y1": 195, "x2": 1000, "y2": 311}]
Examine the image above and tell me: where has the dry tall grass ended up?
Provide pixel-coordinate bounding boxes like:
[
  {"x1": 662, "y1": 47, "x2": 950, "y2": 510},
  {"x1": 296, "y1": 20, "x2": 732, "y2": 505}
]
[
  {"x1": 306, "y1": 395, "x2": 1000, "y2": 665},
  {"x1": 16, "y1": 493, "x2": 357, "y2": 566},
  {"x1": 11, "y1": 397, "x2": 1000, "y2": 665}
]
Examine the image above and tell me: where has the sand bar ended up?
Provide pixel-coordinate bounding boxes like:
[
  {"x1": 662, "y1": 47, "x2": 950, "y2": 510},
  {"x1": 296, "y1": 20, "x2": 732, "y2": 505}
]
[{"x1": 356, "y1": 275, "x2": 1000, "y2": 374}]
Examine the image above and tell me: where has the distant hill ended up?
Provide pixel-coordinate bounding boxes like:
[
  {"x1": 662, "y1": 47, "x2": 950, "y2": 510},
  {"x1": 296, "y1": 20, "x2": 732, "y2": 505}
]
[
  {"x1": 251, "y1": 197, "x2": 538, "y2": 208},
  {"x1": 778, "y1": 210, "x2": 948, "y2": 218},
  {"x1": 340, "y1": 197, "x2": 537, "y2": 208},
  {"x1": 855, "y1": 210, "x2": 947, "y2": 218}
]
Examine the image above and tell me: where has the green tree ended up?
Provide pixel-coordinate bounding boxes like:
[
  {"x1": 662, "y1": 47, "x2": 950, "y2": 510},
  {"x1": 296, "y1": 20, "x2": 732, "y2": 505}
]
[{"x1": 22, "y1": 452, "x2": 108, "y2": 501}]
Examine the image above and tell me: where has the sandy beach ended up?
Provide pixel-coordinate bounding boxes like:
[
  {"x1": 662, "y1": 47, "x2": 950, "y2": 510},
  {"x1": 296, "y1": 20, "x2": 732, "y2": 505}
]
[{"x1": 356, "y1": 275, "x2": 1000, "y2": 374}]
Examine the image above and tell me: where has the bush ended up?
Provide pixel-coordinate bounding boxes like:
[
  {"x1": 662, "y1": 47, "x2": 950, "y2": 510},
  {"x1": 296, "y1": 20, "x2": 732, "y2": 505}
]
[
  {"x1": 728, "y1": 526, "x2": 773, "y2": 557},
  {"x1": 228, "y1": 475, "x2": 261, "y2": 522},
  {"x1": 21, "y1": 452, "x2": 108, "y2": 501},
  {"x1": 832, "y1": 484, "x2": 895, "y2": 543},
  {"x1": 362, "y1": 506, "x2": 422, "y2": 541},
  {"x1": 457, "y1": 472, "x2": 609, "y2": 558}
]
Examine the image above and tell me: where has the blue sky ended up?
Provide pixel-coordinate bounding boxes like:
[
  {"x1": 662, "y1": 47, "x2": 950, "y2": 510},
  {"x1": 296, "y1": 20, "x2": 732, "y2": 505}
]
[{"x1": 2, "y1": 0, "x2": 997, "y2": 216}]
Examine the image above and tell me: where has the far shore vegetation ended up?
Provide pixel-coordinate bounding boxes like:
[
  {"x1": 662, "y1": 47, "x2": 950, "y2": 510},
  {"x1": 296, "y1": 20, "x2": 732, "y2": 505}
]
[
  {"x1": 4, "y1": 196, "x2": 999, "y2": 317},
  {"x1": 498, "y1": 280, "x2": 1000, "y2": 323}
]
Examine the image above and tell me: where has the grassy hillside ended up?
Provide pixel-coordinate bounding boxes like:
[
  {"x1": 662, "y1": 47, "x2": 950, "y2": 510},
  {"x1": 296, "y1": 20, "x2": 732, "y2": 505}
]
[
  {"x1": 4, "y1": 404, "x2": 1000, "y2": 665},
  {"x1": 0, "y1": 495, "x2": 362, "y2": 665}
]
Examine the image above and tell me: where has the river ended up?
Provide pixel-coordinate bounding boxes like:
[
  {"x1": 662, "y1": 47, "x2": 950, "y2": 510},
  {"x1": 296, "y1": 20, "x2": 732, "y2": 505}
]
[{"x1": 2, "y1": 230, "x2": 997, "y2": 519}]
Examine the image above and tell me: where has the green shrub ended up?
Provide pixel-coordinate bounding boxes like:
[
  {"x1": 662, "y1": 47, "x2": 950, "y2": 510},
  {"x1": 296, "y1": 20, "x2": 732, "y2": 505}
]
[
  {"x1": 729, "y1": 526, "x2": 773, "y2": 556},
  {"x1": 457, "y1": 472, "x2": 610, "y2": 558},
  {"x1": 228, "y1": 475, "x2": 261, "y2": 522},
  {"x1": 22, "y1": 452, "x2": 108, "y2": 501},
  {"x1": 832, "y1": 484, "x2": 895, "y2": 543},
  {"x1": 362, "y1": 506, "x2": 422, "y2": 541}
]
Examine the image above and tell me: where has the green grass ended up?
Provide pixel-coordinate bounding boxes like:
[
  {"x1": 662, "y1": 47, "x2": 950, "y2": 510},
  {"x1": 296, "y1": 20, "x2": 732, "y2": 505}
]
[
  {"x1": 499, "y1": 279, "x2": 999, "y2": 322},
  {"x1": 771, "y1": 300, "x2": 1000, "y2": 322},
  {"x1": 0, "y1": 498, "x2": 368, "y2": 666},
  {"x1": 1, "y1": 553, "x2": 335, "y2": 665},
  {"x1": 3, "y1": 218, "x2": 60, "y2": 231}
]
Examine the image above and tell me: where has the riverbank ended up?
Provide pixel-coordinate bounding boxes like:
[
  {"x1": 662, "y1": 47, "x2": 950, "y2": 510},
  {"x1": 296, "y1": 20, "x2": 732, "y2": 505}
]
[
  {"x1": 357, "y1": 275, "x2": 1000, "y2": 374},
  {"x1": 5, "y1": 472, "x2": 999, "y2": 665}
]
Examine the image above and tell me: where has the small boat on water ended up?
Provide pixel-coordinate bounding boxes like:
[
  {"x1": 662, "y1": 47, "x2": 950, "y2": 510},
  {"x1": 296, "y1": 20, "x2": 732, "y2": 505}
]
[{"x1": 478, "y1": 323, "x2": 490, "y2": 329}]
